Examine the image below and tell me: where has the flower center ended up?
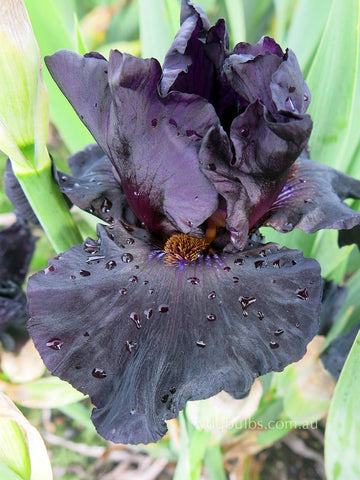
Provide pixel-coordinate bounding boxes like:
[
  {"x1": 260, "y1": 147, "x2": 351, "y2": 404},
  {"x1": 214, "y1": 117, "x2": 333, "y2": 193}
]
[{"x1": 164, "y1": 234, "x2": 207, "y2": 266}]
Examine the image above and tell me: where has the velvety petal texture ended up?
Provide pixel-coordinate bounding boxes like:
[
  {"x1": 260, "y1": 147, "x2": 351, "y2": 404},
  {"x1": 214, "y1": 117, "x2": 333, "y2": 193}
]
[
  {"x1": 265, "y1": 156, "x2": 360, "y2": 233},
  {"x1": 0, "y1": 222, "x2": 34, "y2": 350},
  {"x1": 28, "y1": 222, "x2": 321, "y2": 444},
  {"x1": 321, "y1": 322, "x2": 360, "y2": 380},
  {"x1": 160, "y1": 0, "x2": 213, "y2": 97},
  {"x1": 46, "y1": 50, "x2": 219, "y2": 235},
  {"x1": 319, "y1": 280, "x2": 348, "y2": 335},
  {"x1": 57, "y1": 144, "x2": 128, "y2": 224},
  {"x1": 0, "y1": 221, "x2": 35, "y2": 285},
  {"x1": 338, "y1": 225, "x2": 360, "y2": 250},
  {"x1": 5, "y1": 160, "x2": 39, "y2": 225}
]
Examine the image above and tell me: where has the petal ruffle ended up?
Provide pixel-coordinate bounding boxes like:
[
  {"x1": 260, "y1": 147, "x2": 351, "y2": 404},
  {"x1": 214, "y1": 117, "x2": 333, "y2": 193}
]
[
  {"x1": 106, "y1": 50, "x2": 219, "y2": 234},
  {"x1": 57, "y1": 144, "x2": 130, "y2": 224},
  {"x1": 264, "y1": 156, "x2": 360, "y2": 234},
  {"x1": 199, "y1": 118, "x2": 310, "y2": 249},
  {"x1": 46, "y1": 50, "x2": 219, "y2": 235},
  {"x1": 160, "y1": 0, "x2": 213, "y2": 98},
  {"x1": 28, "y1": 222, "x2": 321, "y2": 444}
]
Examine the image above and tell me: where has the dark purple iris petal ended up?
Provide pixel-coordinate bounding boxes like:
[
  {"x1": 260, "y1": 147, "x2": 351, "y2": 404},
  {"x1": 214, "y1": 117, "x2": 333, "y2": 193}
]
[
  {"x1": 321, "y1": 321, "x2": 360, "y2": 380},
  {"x1": 46, "y1": 50, "x2": 219, "y2": 235},
  {"x1": 271, "y1": 50, "x2": 311, "y2": 115},
  {"x1": 226, "y1": 38, "x2": 310, "y2": 117},
  {"x1": 5, "y1": 161, "x2": 38, "y2": 224},
  {"x1": 338, "y1": 225, "x2": 360, "y2": 249},
  {"x1": 27, "y1": 222, "x2": 321, "y2": 444},
  {"x1": 230, "y1": 101, "x2": 312, "y2": 177},
  {"x1": 160, "y1": 1, "x2": 236, "y2": 122},
  {"x1": 199, "y1": 116, "x2": 309, "y2": 249},
  {"x1": 197, "y1": 39, "x2": 312, "y2": 247},
  {"x1": 45, "y1": 51, "x2": 111, "y2": 157},
  {"x1": 264, "y1": 156, "x2": 360, "y2": 234},
  {"x1": 160, "y1": 2, "x2": 213, "y2": 98},
  {"x1": 107, "y1": 50, "x2": 219, "y2": 234},
  {"x1": 199, "y1": 125, "x2": 251, "y2": 249},
  {"x1": 319, "y1": 280, "x2": 348, "y2": 335},
  {"x1": 57, "y1": 144, "x2": 129, "y2": 224},
  {"x1": 0, "y1": 222, "x2": 34, "y2": 349},
  {"x1": 224, "y1": 48, "x2": 282, "y2": 110},
  {"x1": 0, "y1": 221, "x2": 35, "y2": 285},
  {"x1": 0, "y1": 289, "x2": 27, "y2": 328},
  {"x1": 232, "y1": 36, "x2": 283, "y2": 57}
]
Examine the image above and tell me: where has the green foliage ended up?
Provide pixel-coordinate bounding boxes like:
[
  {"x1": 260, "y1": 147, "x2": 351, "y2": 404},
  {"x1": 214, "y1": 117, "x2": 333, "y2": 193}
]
[
  {"x1": 325, "y1": 329, "x2": 360, "y2": 479},
  {"x1": 24, "y1": 0, "x2": 94, "y2": 153},
  {"x1": 0, "y1": 419, "x2": 31, "y2": 480}
]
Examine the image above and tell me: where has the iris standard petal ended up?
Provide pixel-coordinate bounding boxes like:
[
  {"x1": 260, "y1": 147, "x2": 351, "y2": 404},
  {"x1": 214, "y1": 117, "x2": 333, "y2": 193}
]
[
  {"x1": 224, "y1": 44, "x2": 283, "y2": 108},
  {"x1": 57, "y1": 144, "x2": 127, "y2": 224},
  {"x1": 45, "y1": 50, "x2": 111, "y2": 156},
  {"x1": 160, "y1": 1, "x2": 234, "y2": 121},
  {"x1": 106, "y1": 50, "x2": 219, "y2": 234},
  {"x1": 265, "y1": 156, "x2": 360, "y2": 234},
  {"x1": 27, "y1": 222, "x2": 321, "y2": 444},
  {"x1": 160, "y1": 0, "x2": 213, "y2": 98},
  {"x1": 270, "y1": 49, "x2": 311, "y2": 115},
  {"x1": 232, "y1": 36, "x2": 283, "y2": 58},
  {"x1": 199, "y1": 115, "x2": 309, "y2": 249}
]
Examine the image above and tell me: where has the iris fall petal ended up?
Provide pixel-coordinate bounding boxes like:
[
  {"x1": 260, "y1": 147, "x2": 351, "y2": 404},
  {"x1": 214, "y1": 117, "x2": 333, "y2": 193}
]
[
  {"x1": 265, "y1": 156, "x2": 360, "y2": 233},
  {"x1": 28, "y1": 222, "x2": 321, "y2": 444},
  {"x1": 57, "y1": 144, "x2": 127, "y2": 224}
]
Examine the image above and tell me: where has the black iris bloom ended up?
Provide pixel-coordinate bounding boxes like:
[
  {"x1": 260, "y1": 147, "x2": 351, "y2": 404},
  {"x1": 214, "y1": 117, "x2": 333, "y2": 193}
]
[
  {"x1": 0, "y1": 221, "x2": 34, "y2": 350},
  {"x1": 27, "y1": 1, "x2": 360, "y2": 444}
]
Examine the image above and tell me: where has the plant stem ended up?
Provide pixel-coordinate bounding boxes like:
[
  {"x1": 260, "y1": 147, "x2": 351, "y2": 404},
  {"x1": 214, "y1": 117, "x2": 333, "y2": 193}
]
[{"x1": 16, "y1": 164, "x2": 82, "y2": 253}]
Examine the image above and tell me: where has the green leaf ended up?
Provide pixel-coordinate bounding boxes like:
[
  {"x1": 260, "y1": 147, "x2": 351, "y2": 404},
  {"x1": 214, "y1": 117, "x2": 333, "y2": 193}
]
[
  {"x1": 138, "y1": 0, "x2": 180, "y2": 63},
  {"x1": 242, "y1": 0, "x2": 273, "y2": 44},
  {"x1": 0, "y1": 419, "x2": 31, "y2": 480},
  {"x1": 306, "y1": 0, "x2": 360, "y2": 171},
  {"x1": 284, "y1": 0, "x2": 332, "y2": 73},
  {"x1": 223, "y1": 0, "x2": 246, "y2": 43},
  {"x1": 0, "y1": 462, "x2": 24, "y2": 480},
  {"x1": 204, "y1": 443, "x2": 227, "y2": 480},
  {"x1": 325, "y1": 329, "x2": 360, "y2": 479},
  {"x1": 0, "y1": 393, "x2": 53, "y2": 480},
  {"x1": 24, "y1": 0, "x2": 94, "y2": 152},
  {"x1": 272, "y1": 0, "x2": 296, "y2": 47},
  {"x1": 174, "y1": 411, "x2": 211, "y2": 480},
  {"x1": 16, "y1": 165, "x2": 83, "y2": 253},
  {"x1": 1, "y1": 376, "x2": 85, "y2": 409},
  {"x1": 256, "y1": 420, "x2": 293, "y2": 445},
  {"x1": 58, "y1": 402, "x2": 95, "y2": 432}
]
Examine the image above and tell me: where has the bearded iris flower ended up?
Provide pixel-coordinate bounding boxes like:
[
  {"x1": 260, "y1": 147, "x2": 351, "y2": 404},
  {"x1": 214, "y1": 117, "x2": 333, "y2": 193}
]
[{"x1": 27, "y1": 1, "x2": 360, "y2": 444}]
